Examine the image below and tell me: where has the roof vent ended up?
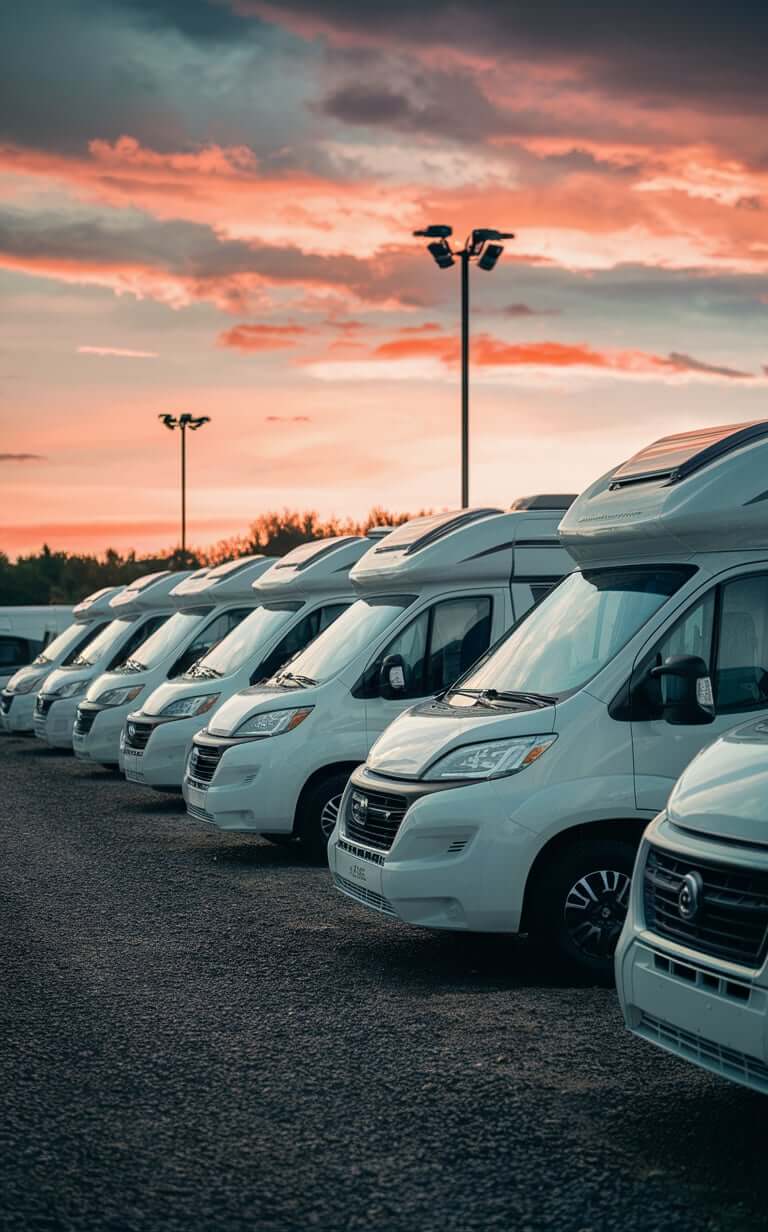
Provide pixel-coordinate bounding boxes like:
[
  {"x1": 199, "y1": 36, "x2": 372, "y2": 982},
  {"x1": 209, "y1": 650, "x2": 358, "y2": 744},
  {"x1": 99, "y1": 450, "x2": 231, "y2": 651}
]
[
  {"x1": 273, "y1": 536, "x2": 361, "y2": 570},
  {"x1": 374, "y1": 508, "x2": 502, "y2": 555},
  {"x1": 509, "y1": 494, "x2": 577, "y2": 511},
  {"x1": 609, "y1": 420, "x2": 768, "y2": 490}
]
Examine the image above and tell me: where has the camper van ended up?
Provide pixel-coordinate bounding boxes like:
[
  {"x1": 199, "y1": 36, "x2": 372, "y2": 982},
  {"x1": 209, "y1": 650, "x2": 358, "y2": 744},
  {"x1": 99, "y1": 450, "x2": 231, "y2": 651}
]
[
  {"x1": 617, "y1": 718, "x2": 768, "y2": 1095},
  {"x1": 329, "y1": 421, "x2": 768, "y2": 979},
  {"x1": 0, "y1": 589, "x2": 121, "y2": 734},
  {"x1": 119, "y1": 535, "x2": 385, "y2": 792},
  {"x1": 182, "y1": 501, "x2": 575, "y2": 858},
  {"x1": 0, "y1": 605, "x2": 73, "y2": 690},
  {"x1": 33, "y1": 572, "x2": 188, "y2": 750},
  {"x1": 73, "y1": 558, "x2": 270, "y2": 768}
]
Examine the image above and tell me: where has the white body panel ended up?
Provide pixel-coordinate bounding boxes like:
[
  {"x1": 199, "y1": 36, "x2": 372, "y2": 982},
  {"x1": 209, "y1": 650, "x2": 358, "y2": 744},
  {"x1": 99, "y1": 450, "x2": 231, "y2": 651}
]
[
  {"x1": 180, "y1": 506, "x2": 574, "y2": 837},
  {"x1": 617, "y1": 721, "x2": 768, "y2": 1094},
  {"x1": 0, "y1": 588, "x2": 123, "y2": 734},
  {"x1": 330, "y1": 422, "x2": 768, "y2": 960},
  {"x1": 118, "y1": 536, "x2": 378, "y2": 790}
]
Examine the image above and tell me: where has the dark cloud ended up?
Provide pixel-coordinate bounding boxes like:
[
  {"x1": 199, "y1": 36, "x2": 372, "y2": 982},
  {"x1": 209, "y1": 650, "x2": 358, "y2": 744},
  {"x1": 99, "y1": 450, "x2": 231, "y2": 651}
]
[
  {"x1": 502, "y1": 303, "x2": 560, "y2": 318},
  {"x1": 0, "y1": 453, "x2": 46, "y2": 462},
  {"x1": 664, "y1": 352, "x2": 751, "y2": 380},
  {"x1": 257, "y1": 1, "x2": 768, "y2": 115},
  {"x1": 112, "y1": 0, "x2": 248, "y2": 42},
  {"x1": 317, "y1": 71, "x2": 505, "y2": 141}
]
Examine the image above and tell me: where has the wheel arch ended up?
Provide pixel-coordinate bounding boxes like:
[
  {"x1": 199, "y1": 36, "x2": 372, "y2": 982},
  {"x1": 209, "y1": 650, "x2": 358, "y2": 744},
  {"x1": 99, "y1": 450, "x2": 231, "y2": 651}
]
[
  {"x1": 292, "y1": 760, "x2": 362, "y2": 832},
  {"x1": 519, "y1": 816, "x2": 648, "y2": 933}
]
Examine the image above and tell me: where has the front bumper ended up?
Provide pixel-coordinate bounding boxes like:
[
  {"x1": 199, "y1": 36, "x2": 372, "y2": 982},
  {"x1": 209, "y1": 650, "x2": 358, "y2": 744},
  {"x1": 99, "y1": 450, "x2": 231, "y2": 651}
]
[
  {"x1": 182, "y1": 736, "x2": 306, "y2": 833},
  {"x1": 0, "y1": 691, "x2": 37, "y2": 734},
  {"x1": 120, "y1": 713, "x2": 198, "y2": 789},
  {"x1": 617, "y1": 819, "x2": 768, "y2": 1094},
  {"x1": 33, "y1": 697, "x2": 78, "y2": 748},
  {"x1": 329, "y1": 771, "x2": 535, "y2": 933},
  {"x1": 72, "y1": 703, "x2": 128, "y2": 766}
]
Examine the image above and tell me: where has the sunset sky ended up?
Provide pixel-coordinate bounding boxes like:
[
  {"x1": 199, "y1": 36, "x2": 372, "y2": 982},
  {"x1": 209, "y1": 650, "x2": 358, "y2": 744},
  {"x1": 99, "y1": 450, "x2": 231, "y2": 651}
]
[{"x1": 3, "y1": 1, "x2": 768, "y2": 557}]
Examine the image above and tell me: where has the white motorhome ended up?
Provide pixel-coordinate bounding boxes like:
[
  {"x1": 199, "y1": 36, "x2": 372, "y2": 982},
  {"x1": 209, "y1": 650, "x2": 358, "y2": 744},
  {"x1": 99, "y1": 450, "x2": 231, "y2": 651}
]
[
  {"x1": 329, "y1": 421, "x2": 768, "y2": 980},
  {"x1": 617, "y1": 718, "x2": 768, "y2": 1094},
  {"x1": 119, "y1": 535, "x2": 382, "y2": 792},
  {"x1": 34, "y1": 571, "x2": 188, "y2": 750},
  {"x1": 182, "y1": 501, "x2": 575, "y2": 858},
  {"x1": 0, "y1": 605, "x2": 73, "y2": 689},
  {"x1": 0, "y1": 588, "x2": 121, "y2": 734},
  {"x1": 73, "y1": 558, "x2": 270, "y2": 768}
]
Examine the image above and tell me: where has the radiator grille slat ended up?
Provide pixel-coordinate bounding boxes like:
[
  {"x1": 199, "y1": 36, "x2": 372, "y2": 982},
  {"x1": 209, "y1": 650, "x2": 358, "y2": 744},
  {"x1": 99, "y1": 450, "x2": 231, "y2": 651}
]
[
  {"x1": 639, "y1": 1012, "x2": 768, "y2": 1090},
  {"x1": 188, "y1": 742, "x2": 225, "y2": 785},
  {"x1": 342, "y1": 788, "x2": 408, "y2": 852}
]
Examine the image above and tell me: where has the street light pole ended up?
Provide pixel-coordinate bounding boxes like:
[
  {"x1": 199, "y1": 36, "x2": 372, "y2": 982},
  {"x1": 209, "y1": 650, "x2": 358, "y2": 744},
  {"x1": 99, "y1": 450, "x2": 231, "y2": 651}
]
[
  {"x1": 158, "y1": 413, "x2": 211, "y2": 559},
  {"x1": 413, "y1": 225, "x2": 514, "y2": 508}
]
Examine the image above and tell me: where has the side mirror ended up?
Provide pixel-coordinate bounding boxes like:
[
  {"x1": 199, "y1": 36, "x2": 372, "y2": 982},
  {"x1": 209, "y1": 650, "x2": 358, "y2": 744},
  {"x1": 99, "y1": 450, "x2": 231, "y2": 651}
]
[
  {"x1": 649, "y1": 654, "x2": 715, "y2": 725},
  {"x1": 379, "y1": 654, "x2": 407, "y2": 699}
]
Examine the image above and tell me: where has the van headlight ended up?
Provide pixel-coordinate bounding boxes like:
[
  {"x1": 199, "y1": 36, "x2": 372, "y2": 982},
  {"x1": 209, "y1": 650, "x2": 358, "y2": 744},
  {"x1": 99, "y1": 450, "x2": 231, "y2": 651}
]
[
  {"x1": 159, "y1": 693, "x2": 221, "y2": 718},
  {"x1": 12, "y1": 674, "x2": 45, "y2": 695},
  {"x1": 424, "y1": 734, "x2": 558, "y2": 780},
  {"x1": 234, "y1": 707, "x2": 313, "y2": 738},
  {"x1": 52, "y1": 678, "x2": 90, "y2": 699},
  {"x1": 95, "y1": 684, "x2": 145, "y2": 707}
]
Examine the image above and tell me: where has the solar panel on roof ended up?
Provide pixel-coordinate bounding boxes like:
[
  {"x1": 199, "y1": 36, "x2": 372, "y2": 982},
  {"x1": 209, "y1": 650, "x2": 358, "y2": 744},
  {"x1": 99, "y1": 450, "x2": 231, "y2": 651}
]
[{"x1": 610, "y1": 421, "x2": 768, "y2": 489}]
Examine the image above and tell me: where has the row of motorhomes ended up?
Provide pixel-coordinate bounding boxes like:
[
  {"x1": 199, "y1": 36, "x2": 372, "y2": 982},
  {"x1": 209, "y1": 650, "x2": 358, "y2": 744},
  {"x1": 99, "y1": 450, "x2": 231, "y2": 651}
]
[{"x1": 4, "y1": 419, "x2": 768, "y2": 1095}]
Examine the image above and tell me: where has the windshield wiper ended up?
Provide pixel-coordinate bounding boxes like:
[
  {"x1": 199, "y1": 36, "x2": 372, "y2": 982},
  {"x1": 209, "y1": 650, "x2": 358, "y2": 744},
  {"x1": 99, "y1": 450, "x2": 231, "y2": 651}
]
[
  {"x1": 276, "y1": 670, "x2": 317, "y2": 688},
  {"x1": 115, "y1": 657, "x2": 145, "y2": 674},
  {"x1": 69, "y1": 653, "x2": 92, "y2": 667},
  {"x1": 479, "y1": 688, "x2": 556, "y2": 708},
  {"x1": 187, "y1": 664, "x2": 222, "y2": 680}
]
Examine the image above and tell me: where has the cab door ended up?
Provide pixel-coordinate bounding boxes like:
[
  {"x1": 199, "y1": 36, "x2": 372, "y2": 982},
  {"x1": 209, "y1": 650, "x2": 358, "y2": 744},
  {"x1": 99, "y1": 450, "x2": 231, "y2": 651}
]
[
  {"x1": 363, "y1": 592, "x2": 500, "y2": 747},
  {"x1": 631, "y1": 570, "x2": 768, "y2": 811}
]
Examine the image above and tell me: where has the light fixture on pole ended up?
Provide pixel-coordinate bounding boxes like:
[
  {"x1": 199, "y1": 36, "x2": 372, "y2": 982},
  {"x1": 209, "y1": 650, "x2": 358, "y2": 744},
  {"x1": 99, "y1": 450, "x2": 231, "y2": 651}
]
[
  {"x1": 158, "y1": 413, "x2": 211, "y2": 558},
  {"x1": 414, "y1": 224, "x2": 514, "y2": 508}
]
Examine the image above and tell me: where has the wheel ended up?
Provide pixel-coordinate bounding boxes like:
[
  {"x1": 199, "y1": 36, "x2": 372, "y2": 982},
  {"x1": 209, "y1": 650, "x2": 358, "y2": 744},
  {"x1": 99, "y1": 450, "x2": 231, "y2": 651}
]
[
  {"x1": 260, "y1": 833, "x2": 296, "y2": 848},
  {"x1": 295, "y1": 772, "x2": 349, "y2": 862},
  {"x1": 529, "y1": 838, "x2": 636, "y2": 983}
]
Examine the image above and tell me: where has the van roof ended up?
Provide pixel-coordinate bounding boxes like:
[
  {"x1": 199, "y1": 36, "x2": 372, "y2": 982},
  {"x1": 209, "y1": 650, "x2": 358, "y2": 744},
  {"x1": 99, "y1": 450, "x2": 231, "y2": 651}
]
[
  {"x1": 170, "y1": 556, "x2": 272, "y2": 608},
  {"x1": 72, "y1": 585, "x2": 124, "y2": 621},
  {"x1": 109, "y1": 570, "x2": 191, "y2": 617},
  {"x1": 352, "y1": 506, "x2": 573, "y2": 593},
  {"x1": 560, "y1": 418, "x2": 768, "y2": 567},
  {"x1": 509, "y1": 494, "x2": 577, "y2": 511},
  {"x1": 255, "y1": 535, "x2": 374, "y2": 599}
]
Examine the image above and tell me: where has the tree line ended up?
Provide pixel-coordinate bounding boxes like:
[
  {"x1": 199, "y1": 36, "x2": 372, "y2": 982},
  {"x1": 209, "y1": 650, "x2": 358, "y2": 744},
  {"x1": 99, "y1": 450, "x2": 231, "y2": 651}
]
[{"x1": 0, "y1": 508, "x2": 425, "y2": 604}]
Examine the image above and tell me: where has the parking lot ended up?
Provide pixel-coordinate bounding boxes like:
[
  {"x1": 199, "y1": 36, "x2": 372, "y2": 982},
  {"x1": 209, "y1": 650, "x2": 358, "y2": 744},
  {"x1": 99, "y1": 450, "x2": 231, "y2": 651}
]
[{"x1": 1, "y1": 737, "x2": 766, "y2": 1231}]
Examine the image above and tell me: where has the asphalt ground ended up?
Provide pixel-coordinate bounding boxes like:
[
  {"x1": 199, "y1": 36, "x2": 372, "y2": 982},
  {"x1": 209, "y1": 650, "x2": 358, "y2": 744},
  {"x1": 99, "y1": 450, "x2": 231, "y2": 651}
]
[{"x1": 1, "y1": 735, "x2": 767, "y2": 1232}]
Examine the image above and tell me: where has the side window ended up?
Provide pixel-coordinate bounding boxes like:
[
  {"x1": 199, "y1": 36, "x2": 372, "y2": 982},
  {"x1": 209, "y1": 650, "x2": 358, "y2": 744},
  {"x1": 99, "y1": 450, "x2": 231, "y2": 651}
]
[
  {"x1": 108, "y1": 615, "x2": 167, "y2": 671},
  {"x1": 632, "y1": 592, "x2": 715, "y2": 719},
  {"x1": 426, "y1": 597, "x2": 492, "y2": 693},
  {"x1": 715, "y1": 575, "x2": 768, "y2": 713},
  {"x1": 251, "y1": 603, "x2": 351, "y2": 684},
  {"x1": 0, "y1": 636, "x2": 32, "y2": 668},
  {"x1": 62, "y1": 621, "x2": 108, "y2": 666},
  {"x1": 170, "y1": 607, "x2": 251, "y2": 678},
  {"x1": 360, "y1": 596, "x2": 493, "y2": 700}
]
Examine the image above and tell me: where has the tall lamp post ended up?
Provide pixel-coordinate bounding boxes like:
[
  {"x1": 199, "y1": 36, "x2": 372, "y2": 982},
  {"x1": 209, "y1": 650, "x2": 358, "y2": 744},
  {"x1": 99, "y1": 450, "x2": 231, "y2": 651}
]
[
  {"x1": 413, "y1": 225, "x2": 514, "y2": 508},
  {"x1": 158, "y1": 413, "x2": 211, "y2": 558}
]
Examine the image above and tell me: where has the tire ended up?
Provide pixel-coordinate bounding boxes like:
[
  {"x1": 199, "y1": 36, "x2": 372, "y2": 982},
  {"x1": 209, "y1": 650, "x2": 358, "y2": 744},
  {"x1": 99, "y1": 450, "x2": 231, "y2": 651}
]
[
  {"x1": 295, "y1": 772, "x2": 350, "y2": 862},
  {"x1": 528, "y1": 838, "x2": 637, "y2": 984},
  {"x1": 260, "y1": 833, "x2": 296, "y2": 848}
]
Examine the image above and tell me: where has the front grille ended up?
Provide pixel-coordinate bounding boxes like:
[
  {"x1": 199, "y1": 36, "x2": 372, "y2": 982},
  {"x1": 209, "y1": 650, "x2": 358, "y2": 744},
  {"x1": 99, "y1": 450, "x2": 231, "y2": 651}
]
[
  {"x1": 35, "y1": 695, "x2": 54, "y2": 717},
  {"x1": 639, "y1": 1012, "x2": 768, "y2": 1091},
  {"x1": 644, "y1": 847, "x2": 768, "y2": 968},
  {"x1": 188, "y1": 742, "x2": 225, "y2": 785},
  {"x1": 0, "y1": 693, "x2": 13, "y2": 715},
  {"x1": 124, "y1": 720, "x2": 154, "y2": 752},
  {"x1": 74, "y1": 708, "x2": 98, "y2": 736},
  {"x1": 334, "y1": 873, "x2": 396, "y2": 916},
  {"x1": 343, "y1": 787, "x2": 408, "y2": 851}
]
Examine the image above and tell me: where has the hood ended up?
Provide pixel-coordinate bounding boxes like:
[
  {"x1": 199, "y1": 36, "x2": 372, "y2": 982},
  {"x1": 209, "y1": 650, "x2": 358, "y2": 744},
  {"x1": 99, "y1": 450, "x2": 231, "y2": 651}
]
[
  {"x1": 143, "y1": 677, "x2": 222, "y2": 716},
  {"x1": 668, "y1": 718, "x2": 768, "y2": 846},
  {"x1": 85, "y1": 669, "x2": 145, "y2": 703},
  {"x1": 367, "y1": 696, "x2": 557, "y2": 778},
  {"x1": 207, "y1": 682, "x2": 322, "y2": 737},
  {"x1": 6, "y1": 663, "x2": 51, "y2": 693},
  {"x1": 42, "y1": 665, "x2": 95, "y2": 697}
]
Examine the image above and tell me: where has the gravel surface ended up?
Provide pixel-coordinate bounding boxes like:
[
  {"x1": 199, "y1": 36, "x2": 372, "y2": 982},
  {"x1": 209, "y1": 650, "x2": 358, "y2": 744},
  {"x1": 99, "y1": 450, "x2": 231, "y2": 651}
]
[{"x1": 1, "y1": 736, "x2": 767, "y2": 1232}]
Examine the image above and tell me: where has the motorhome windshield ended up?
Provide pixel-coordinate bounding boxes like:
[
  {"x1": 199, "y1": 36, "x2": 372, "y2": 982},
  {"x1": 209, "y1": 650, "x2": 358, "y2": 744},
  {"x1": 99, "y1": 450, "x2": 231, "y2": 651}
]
[
  {"x1": 269, "y1": 595, "x2": 415, "y2": 686},
  {"x1": 453, "y1": 566, "x2": 693, "y2": 699},
  {"x1": 127, "y1": 608, "x2": 210, "y2": 671},
  {"x1": 34, "y1": 621, "x2": 93, "y2": 665},
  {"x1": 186, "y1": 603, "x2": 300, "y2": 679},
  {"x1": 68, "y1": 618, "x2": 135, "y2": 667}
]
